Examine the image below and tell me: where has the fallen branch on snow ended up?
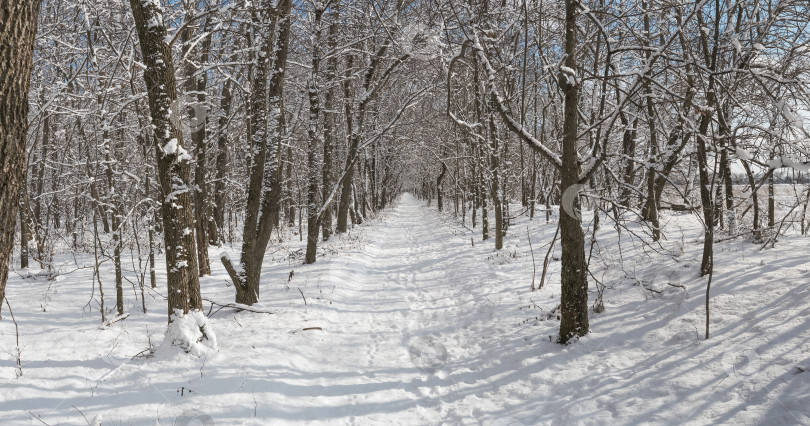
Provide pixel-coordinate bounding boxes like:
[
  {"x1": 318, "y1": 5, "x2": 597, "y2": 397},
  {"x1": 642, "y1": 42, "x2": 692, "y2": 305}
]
[{"x1": 203, "y1": 298, "x2": 274, "y2": 315}]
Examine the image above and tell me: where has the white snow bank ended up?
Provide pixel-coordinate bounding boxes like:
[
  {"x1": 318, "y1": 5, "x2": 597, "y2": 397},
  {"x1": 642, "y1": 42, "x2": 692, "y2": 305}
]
[{"x1": 158, "y1": 309, "x2": 218, "y2": 357}]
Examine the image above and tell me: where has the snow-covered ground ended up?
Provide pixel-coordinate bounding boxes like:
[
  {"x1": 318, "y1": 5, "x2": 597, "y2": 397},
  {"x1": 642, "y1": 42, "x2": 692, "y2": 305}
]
[{"x1": 1, "y1": 193, "x2": 809, "y2": 425}]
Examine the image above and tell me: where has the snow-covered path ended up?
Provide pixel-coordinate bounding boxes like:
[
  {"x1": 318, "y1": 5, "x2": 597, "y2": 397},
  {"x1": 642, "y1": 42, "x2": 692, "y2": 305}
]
[{"x1": 241, "y1": 193, "x2": 514, "y2": 424}]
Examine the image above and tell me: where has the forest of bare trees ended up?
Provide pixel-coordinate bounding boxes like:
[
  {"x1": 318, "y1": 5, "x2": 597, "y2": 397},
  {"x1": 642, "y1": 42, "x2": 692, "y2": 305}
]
[
  {"x1": 2, "y1": 0, "x2": 810, "y2": 357},
  {"x1": 3, "y1": 0, "x2": 810, "y2": 423}
]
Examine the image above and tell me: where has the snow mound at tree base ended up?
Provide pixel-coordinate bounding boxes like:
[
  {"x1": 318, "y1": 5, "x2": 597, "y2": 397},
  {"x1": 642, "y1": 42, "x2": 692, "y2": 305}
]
[{"x1": 158, "y1": 309, "x2": 218, "y2": 357}]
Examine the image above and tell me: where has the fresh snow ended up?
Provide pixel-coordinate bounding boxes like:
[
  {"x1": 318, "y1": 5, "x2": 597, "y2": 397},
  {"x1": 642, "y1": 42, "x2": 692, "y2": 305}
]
[{"x1": 1, "y1": 194, "x2": 809, "y2": 425}]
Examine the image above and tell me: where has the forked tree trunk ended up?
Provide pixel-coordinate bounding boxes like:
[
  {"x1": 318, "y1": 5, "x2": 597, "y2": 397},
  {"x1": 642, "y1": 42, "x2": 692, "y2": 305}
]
[
  {"x1": 130, "y1": 0, "x2": 202, "y2": 319},
  {"x1": 220, "y1": 0, "x2": 292, "y2": 304},
  {"x1": 0, "y1": 0, "x2": 41, "y2": 316}
]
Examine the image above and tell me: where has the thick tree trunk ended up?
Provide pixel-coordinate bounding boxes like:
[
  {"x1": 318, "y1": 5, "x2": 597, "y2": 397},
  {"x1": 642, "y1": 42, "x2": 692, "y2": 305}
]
[
  {"x1": 557, "y1": 0, "x2": 589, "y2": 344},
  {"x1": 130, "y1": 0, "x2": 202, "y2": 319},
  {"x1": 0, "y1": 0, "x2": 41, "y2": 316}
]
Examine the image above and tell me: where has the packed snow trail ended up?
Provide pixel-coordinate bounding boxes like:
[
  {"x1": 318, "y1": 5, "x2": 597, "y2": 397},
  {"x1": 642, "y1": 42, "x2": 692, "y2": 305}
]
[{"x1": 243, "y1": 193, "x2": 518, "y2": 425}]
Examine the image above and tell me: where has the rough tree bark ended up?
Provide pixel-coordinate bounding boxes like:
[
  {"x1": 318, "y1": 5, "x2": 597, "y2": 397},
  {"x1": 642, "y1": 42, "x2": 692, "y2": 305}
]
[
  {"x1": 0, "y1": 0, "x2": 41, "y2": 316},
  {"x1": 130, "y1": 0, "x2": 202, "y2": 319}
]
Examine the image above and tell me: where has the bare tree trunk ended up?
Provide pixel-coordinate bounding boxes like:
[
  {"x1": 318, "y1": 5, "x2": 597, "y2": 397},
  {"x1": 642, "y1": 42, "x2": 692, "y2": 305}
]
[
  {"x1": 557, "y1": 0, "x2": 589, "y2": 343},
  {"x1": 693, "y1": 6, "x2": 720, "y2": 277},
  {"x1": 768, "y1": 159, "x2": 775, "y2": 229},
  {"x1": 741, "y1": 159, "x2": 761, "y2": 241},
  {"x1": 220, "y1": 0, "x2": 293, "y2": 305},
  {"x1": 618, "y1": 116, "x2": 637, "y2": 207},
  {"x1": 304, "y1": 5, "x2": 325, "y2": 265},
  {"x1": 336, "y1": 28, "x2": 406, "y2": 233},
  {"x1": 487, "y1": 105, "x2": 503, "y2": 250},
  {"x1": 321, "y1": 11, "x2": 339, "y2": 241},
  {"x1": 0, "y1": 0, "x2": 41, "y2": 316},
  {"x1": 34, "y1": 112, "x2": 50, "y2": 229},
  {"x1": 212, "y1": 80, "x2": 233, "y2": 243},
  {"x1": 19, "y1": 194, "x2": 29, "y2": 269},
  {"x1": 336, "y1": 55, "x2": 357, "y2": 234},
  {"x1": 130, "y1": 0, "x2": 202, "y2": 319},
  {"x1": 102, "y1": 127, "x2": 124, "y2": 316},
  {"x1": 437, "y1": 159, "x2": 447, "y2": 212},
  {"x1": 285, "y1": 144, "x2": 296, "y2": 227},
  {"x1": 180, "y1": 12, "x2": 212, "y2": 276},
  {"x1": 696, "y1": 124, "x2": 714, "y2": 276},
  {"x1": 640, "y1": 1, "x2": 659, "y2": 241}
]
